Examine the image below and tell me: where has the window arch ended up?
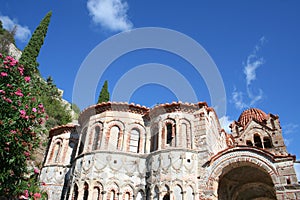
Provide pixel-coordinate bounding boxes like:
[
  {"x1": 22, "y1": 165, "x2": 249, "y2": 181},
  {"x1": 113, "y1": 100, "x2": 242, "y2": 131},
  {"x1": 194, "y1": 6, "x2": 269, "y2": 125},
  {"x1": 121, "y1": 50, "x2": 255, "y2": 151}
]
[
  {"x1": 128, "y1": 128, "x2": 140, "y2": 153},
  {"x1": 50, "y1": 139, "x2": 62, "y2": 163},
  {"x1": 92, "y1": 186, "x2": 101, "y2": 200},
  {"x1": 186, "y1": 186, "x2": 194, "y2": 200},
  {"x1": 107, "y1": 126, "x2": 120, "y2": 150},
  {"x1": 108, "y1": 189, "x2": 116, "y2": 200},
  {"x1": 179, "y1": 119, "x2": 192, "y2": 148},
  {"x1": 263, "y1": 137, "x2": 272, "y2": 148},
  {"x1": 164, "y1": 119, "x2": 176, "y2": 147},
  {"x1": 153, "y1": 186, "x2": 159, "y2": 200},
  {"x1": 92, "y1": 125, "x2": 102, "y2": 150},
  {"x1": 173, "y1": 185, "x2": 183, "y2": 200},
  {"x1": 254, "y1": 134, "x2": 263, "y2": 148},
  {"x1": 136, "y1": 190, "x2": 144, "y2": 200}
]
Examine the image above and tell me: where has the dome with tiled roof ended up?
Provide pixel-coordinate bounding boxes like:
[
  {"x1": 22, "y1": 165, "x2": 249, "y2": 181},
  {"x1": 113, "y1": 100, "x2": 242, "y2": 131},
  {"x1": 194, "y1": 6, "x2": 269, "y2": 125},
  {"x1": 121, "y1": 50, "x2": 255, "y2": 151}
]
[{"x1": 238, "y1": 108, "x2": 267, "y2": 127}]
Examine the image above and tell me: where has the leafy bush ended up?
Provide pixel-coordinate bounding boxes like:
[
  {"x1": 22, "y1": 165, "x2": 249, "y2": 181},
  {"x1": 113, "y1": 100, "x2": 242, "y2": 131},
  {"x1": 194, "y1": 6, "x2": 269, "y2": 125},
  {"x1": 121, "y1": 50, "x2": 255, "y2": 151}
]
[{"x1": 0, "y1": 54, "x2": 47, "y2": 199}]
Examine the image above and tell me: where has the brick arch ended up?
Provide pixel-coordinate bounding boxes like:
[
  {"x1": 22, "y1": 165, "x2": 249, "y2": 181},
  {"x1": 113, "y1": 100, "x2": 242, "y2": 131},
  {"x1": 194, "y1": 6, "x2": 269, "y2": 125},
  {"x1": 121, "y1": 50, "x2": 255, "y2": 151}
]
[
  {"x1": 127, "y1": 123, "x2": 146, "y2": 153},
  {"x1": 48, "y1": 137, "x2": 63, "y2": 163},
  {"x1": 206, "y1": 149, "x2": 279, "y2": 194},
  {"x1": 87, "y1": 122, "x2": 103, "y2": 151},
  {"x1": 105, "y1": 120, "x2": 125, "y2": 150},
  {"x1": 178, "y1": 118, "x2": 192, "y2": 148},
  {"x1": 162, "y1": 118, "x2": 176, "y2": 148},
  {"x1": 91, "y1": 181, "x2": 103, "y2": 200},
  {"x1": 122, "y1": 184, "x2": 134, "y2": 200},
  {"x1": 106, "y1": 182, "x2": 119, "y2": 200}
]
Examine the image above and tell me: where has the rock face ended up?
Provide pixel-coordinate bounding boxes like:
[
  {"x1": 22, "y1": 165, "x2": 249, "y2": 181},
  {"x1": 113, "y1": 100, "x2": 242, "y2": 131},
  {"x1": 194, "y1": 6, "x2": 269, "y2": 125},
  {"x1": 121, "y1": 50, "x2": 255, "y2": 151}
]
[{"x1": 39, "y1": 102, "x2": 300, "y2": 200}]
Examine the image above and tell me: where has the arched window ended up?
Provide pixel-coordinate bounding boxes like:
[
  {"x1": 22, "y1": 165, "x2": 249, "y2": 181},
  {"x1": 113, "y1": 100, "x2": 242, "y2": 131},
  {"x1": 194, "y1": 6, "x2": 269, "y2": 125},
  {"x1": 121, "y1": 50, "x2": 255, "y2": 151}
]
[
  {"x1": 186, "y1": 186, "x2": 194, "y2": 200},
  {"x1": 254, "y1": 134, "x2": 263, "y2": 148},
  {"x1": 166, "y1": 123, "x2": 173, "y2": 145},
  {"x1": 72, "y1": 183, "x2": 79, "y2": 200},
  {"x1": 92, "y1": 186, "x2": 101, "y2": 200},
  {"x1": 153, "y1": 186, "x2": 159, "y2": 200},
  {"x1": 52, "y1": 141, "x2": 61, "y2": 163},
  {"x1": 246, "y1": 140, "x2": 253, "y2": 146},
  {"x1": 180, "y1": 123, "x2": 187, "y2": 147},
  {"x1": 92, "y1": 126, "x2": 102, "y2": 150},
  {"x1": 129, "y1": 129, "x2": 140, "y2": 153},
  {"x1": 83, "y1": 182, "x2": 89, "y2": 200},
  {"x1": 108, "y1": 126, "x2": 120, "y2": 150},
  {"x1": 263, "y1": 137, "x2": 272, "y2": 148},
  {"x1": 173, "y1": 185, "x2": 183, "y2": 200},
  {"x1": 165, "y1": 120, "x2": 176, "y2": 147},
  {"x1": 108, "y1": 190, "x2": 116, "y2": 200},
  {"x1": 163, "y1": 193, "x2": 170, "y2": 200},
  {"x1": 124, "y1": 192, "x2": 130, "y2": 200},
  {"x1": 136, "y1": 190, "x2": 144, "y2": 200}
]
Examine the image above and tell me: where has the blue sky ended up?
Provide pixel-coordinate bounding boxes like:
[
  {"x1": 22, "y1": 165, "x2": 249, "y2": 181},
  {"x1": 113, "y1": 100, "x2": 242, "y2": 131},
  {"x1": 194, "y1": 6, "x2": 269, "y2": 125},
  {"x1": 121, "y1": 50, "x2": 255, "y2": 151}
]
[{"x1": 1, "y1": 0, "x2": 299, "y2": 175}]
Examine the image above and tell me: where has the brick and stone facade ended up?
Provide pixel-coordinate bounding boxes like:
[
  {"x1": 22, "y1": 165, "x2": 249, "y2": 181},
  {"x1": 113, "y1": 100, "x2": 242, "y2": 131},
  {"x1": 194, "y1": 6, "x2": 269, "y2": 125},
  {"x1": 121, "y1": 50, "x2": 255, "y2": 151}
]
[{"x1": 39, "y1": 102, "x2": 300, "y2": 199}]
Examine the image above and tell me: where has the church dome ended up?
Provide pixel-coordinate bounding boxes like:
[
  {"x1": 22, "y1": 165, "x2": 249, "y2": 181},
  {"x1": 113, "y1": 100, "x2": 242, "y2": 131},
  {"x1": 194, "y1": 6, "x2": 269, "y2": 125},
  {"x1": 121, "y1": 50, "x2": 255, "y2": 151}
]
[{"x1": 238, "y1": 108, "x2": 267, "y2": 127}]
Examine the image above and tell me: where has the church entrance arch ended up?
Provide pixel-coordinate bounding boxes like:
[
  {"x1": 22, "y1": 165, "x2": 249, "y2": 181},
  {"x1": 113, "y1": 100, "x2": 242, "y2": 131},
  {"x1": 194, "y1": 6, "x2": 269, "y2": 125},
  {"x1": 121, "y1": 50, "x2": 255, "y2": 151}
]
[{"x1": 218, "y1": 163, "x2": 276, "y2": 200}]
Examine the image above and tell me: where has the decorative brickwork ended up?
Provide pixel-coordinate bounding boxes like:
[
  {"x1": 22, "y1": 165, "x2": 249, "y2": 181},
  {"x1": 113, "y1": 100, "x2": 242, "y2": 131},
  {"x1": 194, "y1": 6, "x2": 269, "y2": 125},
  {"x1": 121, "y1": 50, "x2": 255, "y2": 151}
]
[{"x1": 39, "y1": 102, "x2": 300, "y2": 199}]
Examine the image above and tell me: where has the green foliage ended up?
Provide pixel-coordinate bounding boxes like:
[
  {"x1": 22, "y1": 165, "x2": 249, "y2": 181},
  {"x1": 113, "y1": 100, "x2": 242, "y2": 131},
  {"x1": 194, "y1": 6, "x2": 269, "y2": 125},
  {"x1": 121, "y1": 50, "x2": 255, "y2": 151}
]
[
  {"x1": 71, "y1": 103, "x2": 81, "y2": 120},
  {"x1": 0, "y1": 20, "x2": 16, "y2": 54},
  {"x1": 0, "y1": 54, "x2": 47, "y2": 199},
  {"x1": 19, "y1": 11, "x2": 52, "y2": 76},
  {"x1": 97, "y1": 80, "x2": 110, "y2": 103}
]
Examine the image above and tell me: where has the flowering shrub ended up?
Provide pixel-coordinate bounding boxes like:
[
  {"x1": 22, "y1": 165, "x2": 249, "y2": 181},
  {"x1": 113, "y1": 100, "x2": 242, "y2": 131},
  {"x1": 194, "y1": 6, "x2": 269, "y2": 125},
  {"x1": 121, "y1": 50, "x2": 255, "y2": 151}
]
[{"x1": 0, "y1": 54, "x2": 47, "y2": 199}]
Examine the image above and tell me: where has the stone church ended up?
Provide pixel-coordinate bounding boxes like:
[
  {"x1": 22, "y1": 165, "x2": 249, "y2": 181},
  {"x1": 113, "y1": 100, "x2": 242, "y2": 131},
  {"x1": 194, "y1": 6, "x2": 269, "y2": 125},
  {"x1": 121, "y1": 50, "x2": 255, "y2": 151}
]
[{"x1": 39, "y1": 101, "x2": 300, "y2": 199}]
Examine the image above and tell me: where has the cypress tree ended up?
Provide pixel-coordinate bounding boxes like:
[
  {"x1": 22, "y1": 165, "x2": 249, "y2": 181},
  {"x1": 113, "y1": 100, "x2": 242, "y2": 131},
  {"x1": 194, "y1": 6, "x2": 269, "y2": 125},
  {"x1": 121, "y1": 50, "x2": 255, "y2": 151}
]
[
  {"x1": 19, "y1": 11, "x2": 52, "y2": 75},
  {"x1": 97, "y1": 80, "x2": 110, "y2": 103}
]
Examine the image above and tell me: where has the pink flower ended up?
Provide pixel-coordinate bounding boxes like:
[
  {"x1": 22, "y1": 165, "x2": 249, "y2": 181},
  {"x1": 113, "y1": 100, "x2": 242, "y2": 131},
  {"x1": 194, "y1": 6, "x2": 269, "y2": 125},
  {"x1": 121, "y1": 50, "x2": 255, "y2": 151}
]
[
  {"x1": 14, "y1": 89, "x2": 23, "y2": 97},
  {"x1": 32, "y1": 107, "x2": 37, "y2": 112},
  {"x1": 33, "y1": 193, "x2": 41, "y2": 198},
  {"x1": 24, "y1": 76, "x2": 31, "y2": 83},
  {"x1": 9, "y1": 59, "x2": 17, "y2": 66},
  {"x1": 20, "y1": 110, "x2": 26, "y2": 116},
  {"x1": 6, "y1": 84, "x2": 12, "y2": 88},
  {"x1": 0, "y1": 90, "x2": 5, "y2": 94},
  {"x1": 3, "y1": 97, "x2": 12, "y2": 103},
  {"x1": 38, "y1": 104, "x2": 44, "y2": 109},
  {"x1": 34, "y1": 168, "x2": 40, "y2": 174},
  {"x1": 0, "y1": 72, "x2": 8, "y2": 77},
  {"x1": 24, "y1": 190, "x2": 29, "y2": 198},
  {"x1": 24, "y1": 151, "x2": 30, "y2": 157},
  {"x1": 18, "y1": 67, "x2": 24, "y2": 76}
]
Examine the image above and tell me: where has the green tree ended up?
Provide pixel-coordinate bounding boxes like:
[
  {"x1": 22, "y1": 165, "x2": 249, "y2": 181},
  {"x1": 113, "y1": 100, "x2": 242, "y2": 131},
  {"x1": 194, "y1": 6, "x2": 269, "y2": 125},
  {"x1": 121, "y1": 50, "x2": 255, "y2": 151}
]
[
  {"x1": 97, "y1": 80, "x2": 110, "y2": 103},
  {"x1": 19, "y1": 11, "x2": 52, "y2": 75}
]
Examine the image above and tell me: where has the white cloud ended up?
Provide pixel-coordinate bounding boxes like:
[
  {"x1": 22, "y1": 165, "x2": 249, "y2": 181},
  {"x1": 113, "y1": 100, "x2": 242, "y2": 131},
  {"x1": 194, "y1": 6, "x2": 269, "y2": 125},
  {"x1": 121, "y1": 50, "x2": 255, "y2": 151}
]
[
  {"x1": 0, "y1": 15, "x2": 31, "y2": 43},
  {"x1": 87, "y1": 0, "x2": 133, "y2": 32},
  {"x1": 219, "y1": 116, "x2": 233, "y2": 133},
  {"x1": 244, "y1": 57, "x2": 264, "y2": 86},
  {"x1": 282, "y1": 123, "x2": 299, "y2": 135},
  {"x1": 232, "y1": 37, "x2": 266, "y2": 110}
]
